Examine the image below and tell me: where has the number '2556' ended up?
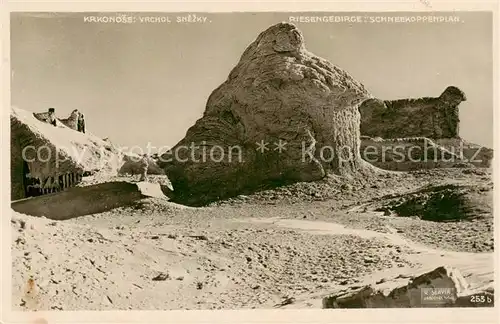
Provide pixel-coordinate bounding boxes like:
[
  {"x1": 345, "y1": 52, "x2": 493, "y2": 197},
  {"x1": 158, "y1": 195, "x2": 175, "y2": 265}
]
[{"x1": 470, "y1": 295, "x2": 492, "y2": 303}]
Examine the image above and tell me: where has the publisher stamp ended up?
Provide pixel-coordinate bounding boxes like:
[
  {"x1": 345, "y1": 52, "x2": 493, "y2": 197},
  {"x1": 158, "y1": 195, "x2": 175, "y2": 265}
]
[{"x1": 421, "y1": 288, "x2": 457, "y2": 305}]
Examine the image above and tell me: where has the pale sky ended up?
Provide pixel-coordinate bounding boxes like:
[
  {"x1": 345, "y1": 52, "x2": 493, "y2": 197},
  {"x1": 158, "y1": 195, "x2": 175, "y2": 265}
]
[{"x1": 11, "y1": 12, "x2": 493, "y2": 151}]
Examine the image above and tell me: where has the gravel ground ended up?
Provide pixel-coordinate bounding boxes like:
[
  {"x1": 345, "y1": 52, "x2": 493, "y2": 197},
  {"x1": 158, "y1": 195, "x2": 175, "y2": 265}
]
[
  {"x1": 12, "y1": 210, "x2": 415, "y2": 311},
  {"x1": 211, "y1": 167, "x2": 494, "y2": 253},
  {"x1": 11, "y1": 167, "x2": 494, "y2": 310}
]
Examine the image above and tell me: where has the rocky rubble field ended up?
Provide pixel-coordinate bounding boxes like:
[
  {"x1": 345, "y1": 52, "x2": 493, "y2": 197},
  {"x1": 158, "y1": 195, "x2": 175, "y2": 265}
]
[{"x1": 11, "y1": 167, "x2": 494, "y2": 310}]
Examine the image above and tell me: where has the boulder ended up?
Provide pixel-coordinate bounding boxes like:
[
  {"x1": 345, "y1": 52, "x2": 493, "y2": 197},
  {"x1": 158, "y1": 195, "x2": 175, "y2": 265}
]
[
  {"x1": 359, "y1": 86, "x2": 466, "y2": 139},
  {"x1": 323, "y1": 266, "x2": 494, "y2": 308},
  {"x1": 374, "y1": 183, "x2": 493, "y2": 222},
  {"x1": 159, "y1": 22, "x2": 376, "y2": 206},
  {"x1": 118, "y1": 154, "x2": 165, "y2": 176}
]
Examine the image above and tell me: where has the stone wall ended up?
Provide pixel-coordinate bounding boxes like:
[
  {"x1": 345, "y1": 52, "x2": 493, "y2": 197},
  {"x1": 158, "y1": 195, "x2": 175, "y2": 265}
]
[
  {"x1": 359, "y1": 136, "x2": 493, "y2": 171},
  {"x1": 11, "y1": 182, "x2": 144, "y2": 220},
  {"x1": 58, "y1": 109, "x2": 80, "y2": 131}
]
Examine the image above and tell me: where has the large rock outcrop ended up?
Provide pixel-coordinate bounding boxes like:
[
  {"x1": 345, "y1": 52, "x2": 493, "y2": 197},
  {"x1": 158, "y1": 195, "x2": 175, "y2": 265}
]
[
  {"x1": 359, "y1": 86, "x2": 466, "y2": 139},
  {"x1": 357, "y1": 87, "x2": 494, "y2": 170},
  {"x1": 159, "y1": 22, "x2": 376, "y2": 206}
]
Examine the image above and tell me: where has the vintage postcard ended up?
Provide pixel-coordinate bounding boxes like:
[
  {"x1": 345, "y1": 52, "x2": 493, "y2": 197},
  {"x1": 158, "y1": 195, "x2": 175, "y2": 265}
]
[{"x1": 1, "y1": 1, "x2": 499, "y2": 323}]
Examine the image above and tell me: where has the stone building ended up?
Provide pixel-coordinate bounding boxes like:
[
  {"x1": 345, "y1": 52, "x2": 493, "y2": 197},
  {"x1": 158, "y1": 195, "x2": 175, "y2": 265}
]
[{"x1": 10, "y1": 107, "x2": 121, "y2": 200}]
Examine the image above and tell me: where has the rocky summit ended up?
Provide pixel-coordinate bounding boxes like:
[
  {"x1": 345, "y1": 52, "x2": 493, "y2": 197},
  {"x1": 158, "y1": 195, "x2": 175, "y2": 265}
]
[{"x1": 159, "y1": 22, "x2": 376, "y2": 206}]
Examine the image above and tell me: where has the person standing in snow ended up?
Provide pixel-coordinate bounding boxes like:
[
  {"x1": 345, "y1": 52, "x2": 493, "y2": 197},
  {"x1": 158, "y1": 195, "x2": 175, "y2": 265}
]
[
  {"x1": 139, "y1": 155, "x2": 149, "y2": 182},
  {"x1": 78, "y1": 113, "x2": 86, "y2": 133},
  {"x1": 48, "y1": 108, "x2": 57, "y2": 126}
]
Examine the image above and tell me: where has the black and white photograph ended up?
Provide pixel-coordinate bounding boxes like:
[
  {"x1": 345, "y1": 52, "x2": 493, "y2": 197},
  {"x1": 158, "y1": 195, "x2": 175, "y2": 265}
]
[{"x1": 3, "y1": 4, "x2": 498, "y2": 319}]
